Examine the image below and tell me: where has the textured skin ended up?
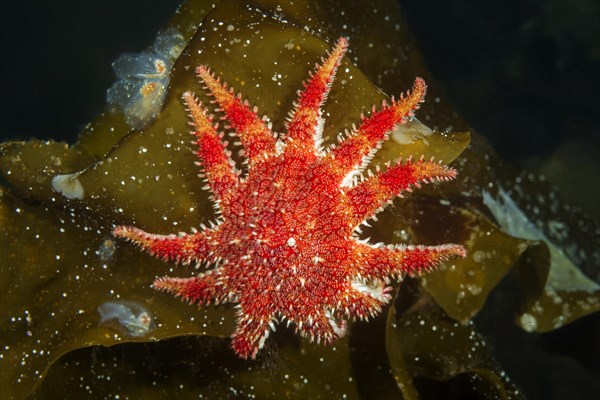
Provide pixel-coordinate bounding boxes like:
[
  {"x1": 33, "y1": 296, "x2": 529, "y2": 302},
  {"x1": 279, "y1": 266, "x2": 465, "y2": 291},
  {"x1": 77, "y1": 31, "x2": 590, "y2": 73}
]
[{"x1": 113, "y1": 38, "x2": 465, "y2": 359}]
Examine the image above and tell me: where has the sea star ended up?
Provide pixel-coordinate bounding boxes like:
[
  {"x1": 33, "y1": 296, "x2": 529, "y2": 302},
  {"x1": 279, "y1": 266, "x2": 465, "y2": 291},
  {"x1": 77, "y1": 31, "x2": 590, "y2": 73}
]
[{"x1": 113, "y1": 37, "x2": 465, "y2": 359}]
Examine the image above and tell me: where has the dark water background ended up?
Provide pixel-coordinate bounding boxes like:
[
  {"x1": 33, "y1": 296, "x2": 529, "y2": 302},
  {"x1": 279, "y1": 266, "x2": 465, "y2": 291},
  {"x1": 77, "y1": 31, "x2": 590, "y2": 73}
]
[
  {"x1": 1, "y1": 1, "x2": 598, "y2": 399},
  {"x1": 1, "y1": 0, "x2": 598, "y2": 216}
]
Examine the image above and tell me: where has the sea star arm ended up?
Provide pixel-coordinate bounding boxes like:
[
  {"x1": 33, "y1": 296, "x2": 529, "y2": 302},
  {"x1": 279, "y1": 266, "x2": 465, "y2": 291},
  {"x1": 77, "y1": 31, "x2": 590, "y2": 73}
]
[
  {"x1": 152, "y1": 270, "x2": 229, "y2": 305},
  {"x1": 329, "y1": 78, "x2": 426, "y2": 176},
  {"x1": 345, "y1": 157, "x2": 457, "y2": 227},
  {"x1": 113, "y1": 39, "x2": 467, "y2": 360},
  {"x1": 284, "y1": 37, "x2": 348, "y2": 150},
  {"x1": 356, "y1": 243, "x2": 466, "y2": 279},
  {"x1": 195, "y1": 66, "x2": 277, "y2": 163},
  {"x1": 182, "y1": 91, "x2": 239, "y2": 203},
  {"x1": 295, "y1": 311, "x2": 347, "y2": 344},
  {"x1": 113, "y1": 225, "x2": 214, "y2": 266},
  {"x1": 339, "y1": 287, "x2": 389, "y2": 321},
  {"x1": 231, "y1": 311, "x2": 276, "y2": 359}
]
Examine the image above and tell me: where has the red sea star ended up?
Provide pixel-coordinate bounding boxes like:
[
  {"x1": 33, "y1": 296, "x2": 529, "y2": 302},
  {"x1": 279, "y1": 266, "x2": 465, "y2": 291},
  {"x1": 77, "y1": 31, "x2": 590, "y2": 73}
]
[{"x1": 113, "y1": 37, "x2": 466, "y2": 359}]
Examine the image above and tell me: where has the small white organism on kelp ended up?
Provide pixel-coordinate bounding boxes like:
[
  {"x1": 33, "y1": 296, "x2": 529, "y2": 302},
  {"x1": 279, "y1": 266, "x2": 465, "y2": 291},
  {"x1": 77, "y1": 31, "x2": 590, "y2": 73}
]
[{"x1": 107, "y1": 27, "x2": 186, "y2": 129}]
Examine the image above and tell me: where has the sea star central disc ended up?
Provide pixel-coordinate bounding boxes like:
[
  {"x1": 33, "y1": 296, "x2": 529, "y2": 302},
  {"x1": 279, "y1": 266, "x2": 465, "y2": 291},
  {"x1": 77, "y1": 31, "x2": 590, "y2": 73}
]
[{"x1": 114, "y1": 37, "x2": 465, "y2": 359}]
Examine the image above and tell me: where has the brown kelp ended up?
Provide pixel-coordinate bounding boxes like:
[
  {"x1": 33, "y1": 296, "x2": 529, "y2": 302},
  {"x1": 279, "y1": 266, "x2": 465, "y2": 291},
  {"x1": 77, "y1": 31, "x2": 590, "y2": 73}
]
[{"x1": 1, "y1": 1, "x2": 597, "y2": 398}]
